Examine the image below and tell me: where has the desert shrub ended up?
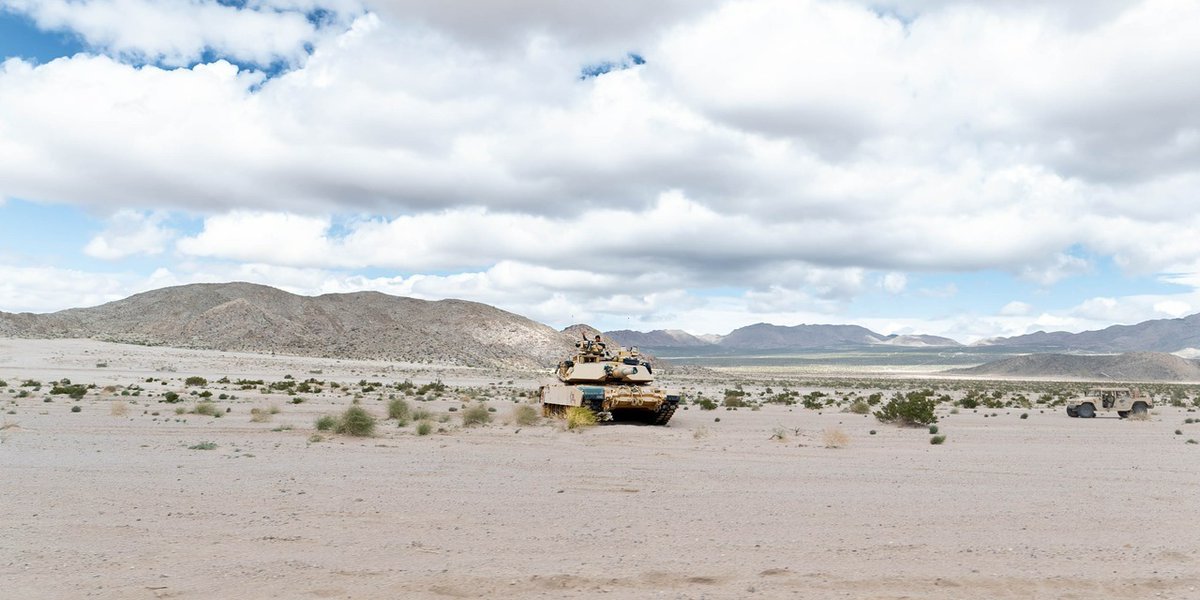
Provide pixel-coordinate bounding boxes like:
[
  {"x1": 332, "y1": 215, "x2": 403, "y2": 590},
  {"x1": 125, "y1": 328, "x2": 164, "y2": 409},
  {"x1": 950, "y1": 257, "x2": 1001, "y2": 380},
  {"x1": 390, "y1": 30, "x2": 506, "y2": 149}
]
[
  {"x1": 315, "y1": 415, "x2": 337, "y2": 431},
  {"x1": 823, "y1": 428, "x2": 849, "y2": 448},
  {"x1": 188, "y1": 441, "x2": 217, "y2": 450},
  {"x1": 416, "y1": 420, "x2": 433, "y2": 436},
  {"x1": 461, "y1": 402, "x2": 492, "y2": 427},
  {"x1": 875, "y1": 391, "x2": 938, "y2": 427},
  {"x1": 928, "y1": 425, "x2": 939, "y2": 434},
  {"x1": 416, "y1": 380, "x2": 446, "y2": 395},
  {"x1": 411, "y1": 407, "x2": 434, "y2": 421},
  {"x1": 50, "y1": 384, "x2": 89, "y2": 399},
  {"x1": 249, "y1": 407, "x2": 273, "y2": 423},
  {"x1": 697, "y1": 398, "x2": 718, "y2": 411},
  {"x1": 565, "y1": 406, "x2": 597, "y2": 429},
  {"x1": 869, "y1": 430, "x2": 877, "y2": 435},
  {"x1": 193, "y1": 402, "x2": 219, "y2": 417},
  {"x1": 110, "y1": 401, "x2": 128, "y2": 416},
  {"x1": 70, "y1": 405, "x2": 81, "y2": 413},
  {"x1": 0, "y1": 379, "x2": 6, "y2": 388},
  {"x1": 184, "y1": 376, "x2": 207, "y2": 387},
  {"x1": 1020, "y1": 413, "x2": 1029, "y2": 419},
  {"x1": 336, "y1": 406, "x2": 377, "y2": 436},
  {"x1": 513, "y1": 404, "x2": 539, "y2": 426},
  {"x1": 162, "y1": 392, "x2": 181, "y2": 403},
  {"x1": 386, "y1": 397, "x2": 411, "y2": 421},
  {"x1": 930, "y1": 435, "x2": 947, "y2": 445},
  {"x1": 1176, "y1": 429, "x2": 1183, "y2": 435},
  {"x1": 848, "y1": 399, "x2": 871, "y2": 414},
  {"x1": 1188, "y1": 439, "x2": 1198, "y2": 445}
]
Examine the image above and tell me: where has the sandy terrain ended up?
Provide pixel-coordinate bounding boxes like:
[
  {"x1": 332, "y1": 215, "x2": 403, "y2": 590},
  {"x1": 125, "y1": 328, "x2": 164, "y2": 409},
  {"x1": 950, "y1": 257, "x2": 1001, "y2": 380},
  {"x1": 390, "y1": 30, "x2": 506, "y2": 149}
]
[{"x1": 2, "y1": 339, "x2": 1199, "y2": 599}]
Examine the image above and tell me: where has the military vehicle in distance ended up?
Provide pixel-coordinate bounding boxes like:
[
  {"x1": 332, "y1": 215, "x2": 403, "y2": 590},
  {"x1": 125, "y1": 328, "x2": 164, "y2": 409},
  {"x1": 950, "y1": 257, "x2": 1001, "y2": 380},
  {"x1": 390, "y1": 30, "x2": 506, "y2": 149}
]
[
  {"x1": 540, "y1": 336, "x2": 680, "y2": 425},
  {"x1": 1065, "y1": 387, "x2": 1152, "y2": 418}
]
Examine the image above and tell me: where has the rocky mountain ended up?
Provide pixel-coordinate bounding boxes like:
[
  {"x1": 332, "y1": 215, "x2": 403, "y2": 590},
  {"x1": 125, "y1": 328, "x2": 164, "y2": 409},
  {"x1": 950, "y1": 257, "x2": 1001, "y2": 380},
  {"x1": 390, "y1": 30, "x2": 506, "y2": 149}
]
[
  {"x1": 605, "y1": 329, "x2": 711, "y2": 349},
  {"x1": 946, "y1": 352, "x2": 1200, "y2": 382},
  {"x1": 0, "y1": 282, "x2": 577, "y2": 368},
  {"x1": 979, "y1": 313, "x2": 1200, "y2": 353},
  {"x1": 604, "y1": 323, "x2": 964, "y2": 352}
]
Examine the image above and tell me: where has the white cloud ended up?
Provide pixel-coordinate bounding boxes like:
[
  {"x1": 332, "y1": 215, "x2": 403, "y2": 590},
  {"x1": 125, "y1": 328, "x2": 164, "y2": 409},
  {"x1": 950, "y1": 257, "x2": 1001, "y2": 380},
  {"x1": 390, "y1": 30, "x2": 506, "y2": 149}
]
[
  {"x1": 881, "y1": 272, "x2": 907, "y2": 294},
  {"x1": 999, "y1": 300, "x2": 1032, "y2": 316},
  {"x1": 2, "y1": 0, "x2": 334, "y2": 66},
  {"x1": 84, "y1": 210, "x2": 174, "y2": 259}
]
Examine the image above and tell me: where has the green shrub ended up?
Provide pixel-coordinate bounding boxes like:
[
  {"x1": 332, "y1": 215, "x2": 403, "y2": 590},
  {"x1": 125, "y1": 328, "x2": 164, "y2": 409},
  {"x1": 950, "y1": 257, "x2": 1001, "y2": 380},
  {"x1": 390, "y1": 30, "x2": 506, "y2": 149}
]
[
  {"x1": 1020, "y1": 413, "x2": 1029, "y2": 419},
  {"x1": 0, "y1": 379, "x2": 6, "y2": 388},
  {"x1": 461, "y1": 403, "x2": 492, "y2": 427},
  {"x1": 315, "y1": 415, "x2": 337, "y2": 431},
  {"x1": 928, "y1": 425, "x2": 939, "y2": 434},
  {"x1": 930, "y1": 435, "x2": 947, "y2": 445},
  {"x1": 70, "y1": 405, "x2": 82, "y2": 413},
  {"x1": 50, "y1": 384, "x2": 89, "y2": 400},
  {"x1": 387, "y1": 398, "x2": 411, "y2": 421},
  {"x1": 416, "y1": 421, "x2": 433, "y2": 436},
  {"x1": 188, "y1": 441, "x2": 217, "y2": 450},
  {"x1": 848, "y1": 399, "x2": 871, "y2": 414},
  {"x1": 874, "y1": 391, "x2": 938, "y2": 427},
  {"x1": 697, "y1": 398, "x2": 718, "y2": 411},
  {"x1": 184, "y1": 376, "x2": 207, "y2": 387},
  {"x1": 162, "y1": 392, "x2": 181, "y2": 403},
  {"x1": 336, "y1": 406, "x2": 376, "y2": 437}
]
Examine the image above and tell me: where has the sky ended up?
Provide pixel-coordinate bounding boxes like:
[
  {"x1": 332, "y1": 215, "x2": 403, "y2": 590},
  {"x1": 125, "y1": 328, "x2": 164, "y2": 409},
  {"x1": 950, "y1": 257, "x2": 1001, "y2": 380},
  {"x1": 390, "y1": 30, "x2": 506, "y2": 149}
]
[{"x1": 1, "y1": 0, "x2": 1199, "y2": 342}]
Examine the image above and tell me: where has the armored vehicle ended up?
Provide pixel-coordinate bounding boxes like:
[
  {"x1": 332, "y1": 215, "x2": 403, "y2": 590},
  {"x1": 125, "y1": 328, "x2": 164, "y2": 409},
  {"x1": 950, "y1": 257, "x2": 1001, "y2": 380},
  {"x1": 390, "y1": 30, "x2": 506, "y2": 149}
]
[
  {"x1": 540, "y1": 336, "x2": 680, "y2": 425},
  {"x1": 1065, "y1": 387, "x2": 1152, "y2": 418}
]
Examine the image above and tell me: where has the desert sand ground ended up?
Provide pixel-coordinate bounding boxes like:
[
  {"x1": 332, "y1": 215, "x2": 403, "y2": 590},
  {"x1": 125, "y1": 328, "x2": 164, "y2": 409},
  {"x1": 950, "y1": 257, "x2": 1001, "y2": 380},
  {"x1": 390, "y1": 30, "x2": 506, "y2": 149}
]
[{"x1": 2, "y1": 339, "x2": 1199, "y2": 599}]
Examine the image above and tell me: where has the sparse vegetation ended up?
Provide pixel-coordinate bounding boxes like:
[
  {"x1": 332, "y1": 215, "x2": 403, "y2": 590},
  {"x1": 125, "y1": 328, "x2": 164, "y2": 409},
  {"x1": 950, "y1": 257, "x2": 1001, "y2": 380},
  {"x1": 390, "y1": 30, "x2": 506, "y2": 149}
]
[
  {"x1": 387, "y1": 398, "x2": 411, "y2": 422},
  {"x1": 512, "y1": 404, "x2": 539, "y2": 426},
  {"x1": 930, "y1": 435, "x2": 947, "y2": 445},
  {"x1": 193, "y1": 402, "x2": 220, "y2": 417},
  {"x1": 184, "y1": 376, "x2": 207, "y2": 386},
  {"x1": 848, "y1": 398, "x2": 870, "y2": 414},
  {"x1": 874, "y1": 390, "x2": 938, "y2": 427},
  {"x1": 110, "y1": 401, "x2": 128, "y2": 416},
  {"x1": 315, "y1": 415, "x2": 337, "y2": 431},
  {"x1": 70, "y1": 405, "x2": 81, "y2": 413},
  {"x1": 162, "y1": 392, "x2": 181, "y2": 403},
  {"x1": 336, "y1": 406, "x2": 376, "y2": 436},
  {"x1": 416, "y1": 420, "x2": 433, "y2": 436},
  {"x1": 188, "y1": 441, "x2": 217, "y2": 450},
  {"x1": 565, "y1": 406, "x2": 597, "y2": 430},
  {"x1": 822, "y1": 427, "x2": 849, "y2": 448},
  {"x1": 461, "y1": 402, "x2": 492, "y2": 427}
]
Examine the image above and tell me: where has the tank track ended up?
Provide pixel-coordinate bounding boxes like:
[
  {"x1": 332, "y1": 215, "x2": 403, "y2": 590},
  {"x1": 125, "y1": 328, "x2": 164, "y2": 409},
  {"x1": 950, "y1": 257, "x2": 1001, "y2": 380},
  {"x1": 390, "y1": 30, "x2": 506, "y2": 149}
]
[{"x1": 649, "y1": 402, "x2": 676, "y2": 426}]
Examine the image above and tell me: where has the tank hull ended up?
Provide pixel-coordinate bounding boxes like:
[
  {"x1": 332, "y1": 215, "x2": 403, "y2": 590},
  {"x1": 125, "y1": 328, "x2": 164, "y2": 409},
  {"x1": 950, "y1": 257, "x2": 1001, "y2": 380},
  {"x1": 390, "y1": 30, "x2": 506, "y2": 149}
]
[{"x1": 540, "y1": 382, "x2": 680, "y2": 425}]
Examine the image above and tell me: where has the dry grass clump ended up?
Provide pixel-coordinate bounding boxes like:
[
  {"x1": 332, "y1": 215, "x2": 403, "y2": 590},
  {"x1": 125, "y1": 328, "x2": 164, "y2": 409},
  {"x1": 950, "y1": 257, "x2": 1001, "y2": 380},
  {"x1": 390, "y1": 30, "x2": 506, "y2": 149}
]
[
  {"x1": 822, "y1": 427, "x2": 849, "y2": 448},
  {"x1": 848, "y1": 399, "x2": 870, "y2": 414},
  {"x1": 512, "y1": 404, "x2": 539, "y2": 426},
  {"x1": 336, "y1": 405, "x2": 377, "y2": 437},
  {"x1": 1128, "y1": 411, "x2": 1151, "y2": 421},
  {"x1": 110, "y1": 401, "x2": 128, "y2": 417},
  {"x1": 193, "y1": 401, "x2": 220, "y2": 417},
  {"x1": 387, "y1": 398, "x2": 410, "y2": 423},
  {"x1": 250, "y1": 407, "x2": 273, "y2": 423},
  {"x1": 692, "y1": 425, "x2": 712, "y2": 440},
  {"x1": 461, "y1": 402, "x2": 492, "y2": 427},
  {"x1": 565, "y1": 406, "x2": 597, "y2": 430}
]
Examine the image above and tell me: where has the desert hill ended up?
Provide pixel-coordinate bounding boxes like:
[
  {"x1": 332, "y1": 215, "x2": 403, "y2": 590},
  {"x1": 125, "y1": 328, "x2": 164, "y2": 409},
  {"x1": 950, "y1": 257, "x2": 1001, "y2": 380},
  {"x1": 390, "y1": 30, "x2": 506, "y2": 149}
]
[
  {"x1": 604, "y1": 329, "x2": 711, "y2": 349},
  {"x1": 0, "y1": 282, "x2": 577, "y2": 368},
  {"x1": 980, "y1": 313, "x2": 1200, "y2": 353},
  {"x1": 946, "y1": 352, "x2": 1200, "y2": 382}
]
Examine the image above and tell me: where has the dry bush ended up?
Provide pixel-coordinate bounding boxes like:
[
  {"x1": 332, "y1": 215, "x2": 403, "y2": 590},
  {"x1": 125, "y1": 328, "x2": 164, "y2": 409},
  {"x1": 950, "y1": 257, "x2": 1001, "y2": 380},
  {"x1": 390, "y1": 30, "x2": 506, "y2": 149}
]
[
  {"x1": 110, "y1": 401, "x2": 128, "y2": 417},
  {"x1": 1128, "y1": 411, "x2": 1151, "y2": 421},
  {"x1": 512, "y1": 404, "x2": 539, "y2": 426},
  {"x1": 250, "y1": 407, "x2": 273, "y2": 423},
  {"x1": 565, "y1": 406, "x2": 597, "y2": 430},
  {"x1": 461, "y1": 402, "x2": 492, "y2": 427},
  {"x1": 822, "y1": 427, "x2": 849, "y2": 448},
  {"x1": 692, "y1": 426, "x2": 712, "y2": 440}
]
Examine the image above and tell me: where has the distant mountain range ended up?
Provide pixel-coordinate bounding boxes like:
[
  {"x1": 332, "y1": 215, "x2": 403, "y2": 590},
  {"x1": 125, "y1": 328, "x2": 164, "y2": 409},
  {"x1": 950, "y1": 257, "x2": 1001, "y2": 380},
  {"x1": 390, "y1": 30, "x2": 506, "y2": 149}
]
[
  {"x1": 606, "y1": 323, "x2": 962, "y2": 352},
  {"x1": 607, "y1": 313, "x2": 1200, "y2": 355},
  {"x1": 947, "y1": 352, "x2": 1200, "y2": 382},
  {"x1": 0, "y1": 282, "x2": 577, "y2": 369}
]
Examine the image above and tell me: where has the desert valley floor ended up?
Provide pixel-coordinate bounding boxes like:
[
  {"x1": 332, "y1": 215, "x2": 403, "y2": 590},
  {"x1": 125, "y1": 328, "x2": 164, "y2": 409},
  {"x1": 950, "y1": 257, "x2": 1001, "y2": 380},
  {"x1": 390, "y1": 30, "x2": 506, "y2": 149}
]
[{"x1": 2, "y1": 339, "x2": 1199, "y2": 599}]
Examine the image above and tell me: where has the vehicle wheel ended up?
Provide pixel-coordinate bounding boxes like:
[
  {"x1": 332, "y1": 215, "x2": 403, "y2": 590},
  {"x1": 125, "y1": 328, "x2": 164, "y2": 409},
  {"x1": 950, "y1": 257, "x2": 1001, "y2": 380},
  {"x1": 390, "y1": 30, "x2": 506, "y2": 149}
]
[
  {"x1": 1066, "y1": 407, "x2": 1078, "y2": 418},
  {"x1": 1131, "y1": 402, "x2": 1148, "y2": 416},
  {"x1": 1077, "y1": 403, "x2": 1095, "y2": 418},
  {"x1": 1117, "y1": 411, "x2": 1129, "y2": 419}
]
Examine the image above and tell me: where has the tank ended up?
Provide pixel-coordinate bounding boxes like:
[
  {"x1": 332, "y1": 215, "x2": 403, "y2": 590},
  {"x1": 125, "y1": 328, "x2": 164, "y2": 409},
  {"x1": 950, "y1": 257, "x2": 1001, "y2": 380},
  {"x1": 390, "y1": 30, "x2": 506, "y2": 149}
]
[{"x1": 540, "y1": 335, "x2": 680, "y2": 425}]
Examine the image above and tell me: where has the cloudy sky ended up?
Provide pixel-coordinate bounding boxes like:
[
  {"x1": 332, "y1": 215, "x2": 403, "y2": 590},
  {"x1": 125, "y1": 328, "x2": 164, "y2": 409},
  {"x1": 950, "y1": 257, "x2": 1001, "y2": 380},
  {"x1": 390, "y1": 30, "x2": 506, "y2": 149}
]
[{"x1": 1, "y1": 0, "x2": 1198, "y2": 341}]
